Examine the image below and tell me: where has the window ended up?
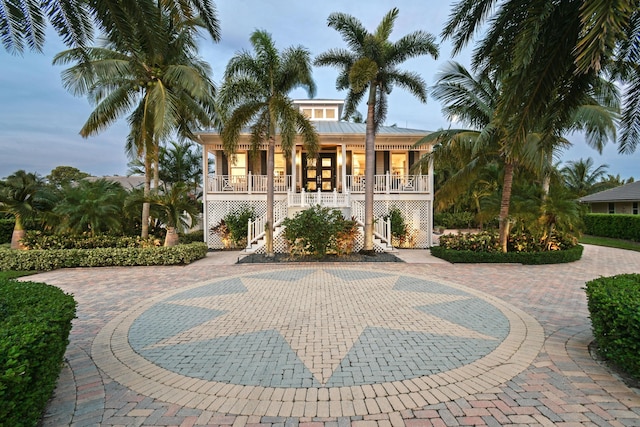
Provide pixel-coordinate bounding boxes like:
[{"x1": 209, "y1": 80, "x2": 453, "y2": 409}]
[
  {"x1": 325, "y1": 109, "x2": 336, "y2": 119},
  {"x1": 608, "y1": 203, "x2": 615, "y2": 214},
  {"x1": 352, "y1": 153, "x2": 365, "y2": 176},
  {"x1": 302, "y1": 108, "x2": 312, "y2": 119},
  {"x1": 391, "y1": 153, "x2": 407, "y2": 176},
  {"x1": 313, "y1": 109, "x2": 324, "y2": 119},
  {"x1": 230, "y1": 153, "x2": 246, "y2": 177},
  {"x1": 633, "y1": 202, "x2": 638, "y2": 215},
  {"x1": 274, "y1": 153, "x2": 286, "y2": 177}
]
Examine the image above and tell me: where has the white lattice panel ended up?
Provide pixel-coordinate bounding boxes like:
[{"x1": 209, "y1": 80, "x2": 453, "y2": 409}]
[
  {"x1": 206, "y1": 200, "x2": 267, "y2": 249},
  {"x1": 351, "y1": 199, "x2": 432, "y2": 249},
  {"x1": 207, "y1": 197, "x2": 432, "y2": 250}
]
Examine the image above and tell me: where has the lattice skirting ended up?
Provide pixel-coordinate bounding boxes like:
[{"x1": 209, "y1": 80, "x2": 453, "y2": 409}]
[{"x1": 205, "y1": 199, "x2": 431, "y2": 251}]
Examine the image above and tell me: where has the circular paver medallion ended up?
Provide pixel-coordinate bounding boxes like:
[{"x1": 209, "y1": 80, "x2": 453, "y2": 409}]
[{"x1": 93, "y1": 267, "x2": 543, "y2": 417}]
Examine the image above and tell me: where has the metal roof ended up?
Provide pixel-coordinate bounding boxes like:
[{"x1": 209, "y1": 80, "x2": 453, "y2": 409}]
[
  {"x1": 579, "y1": 180, "x2": 640, "y2": 203},
  {"x1": 314, "y1": 121, "x2": 429, "y2": 135}
]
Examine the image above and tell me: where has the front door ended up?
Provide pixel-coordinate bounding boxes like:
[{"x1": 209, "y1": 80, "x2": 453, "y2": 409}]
[{"x1": 303, "y1": 153, "x2": 336, "y2": 191}]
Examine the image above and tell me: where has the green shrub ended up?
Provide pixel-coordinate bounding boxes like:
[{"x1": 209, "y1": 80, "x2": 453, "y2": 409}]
[
  {"x1": 0, "y1": 279, "x2": 76, "y2": 427},
  {"x1": 21, "y1": 231, "x2": 161, "y2": 250},
  {"x1": 179, "y1": 230, "x2": 204, "y2": 244},
  {"x1": 383, "y1": 207, "x2": 408, "y2": 241},
  {"x1": 283, "y1": 205, "x2": 357, "y2": 258},
  {"x1": 430, "y1": 244, "x2": 583, "y2": 264},
  {"x1": 585, "y1": 274, "x2": 640, "y2": 379},
  {"x1": 0, "y1": 242, "x2": 208, "y2": 271},
  {"x1": 433, "y1": 211, "x2": 477, "y2": 229},
  {"x1": 211, "y1": 205, "x2": 256, "y2": 248},
  {"x1": 0, "y1": 219, "x2": 13, "y2": 244},
  {"x1": 584, "y1": 214, "x2": 640, "y2": 242},
  {"x1": 438, "y1": 230, "x2": 577, "y2": 253}
]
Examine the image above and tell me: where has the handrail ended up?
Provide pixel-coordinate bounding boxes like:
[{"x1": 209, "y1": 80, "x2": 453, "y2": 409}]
[{"x1": 247, "y1": 202, "x2": 289, "y2": 247}]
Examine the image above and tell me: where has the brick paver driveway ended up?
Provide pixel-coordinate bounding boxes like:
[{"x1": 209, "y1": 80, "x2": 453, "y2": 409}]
[{"x1": 34, "y1": 245, "x2": 639, "y2": 426}]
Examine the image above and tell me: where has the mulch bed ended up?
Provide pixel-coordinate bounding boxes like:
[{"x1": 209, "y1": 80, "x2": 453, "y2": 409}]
[{"x1": 237, "y1": 252, "x2": 403, "y2": 264}]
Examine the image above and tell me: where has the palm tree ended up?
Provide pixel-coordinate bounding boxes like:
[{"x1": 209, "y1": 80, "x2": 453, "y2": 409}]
[
  {"x1": 145, "y1": 182, "x2": 200, "y2": 246},
  {"x1": 561, "y1": 158, "x2": 610, "y2": 198},
  {"x1": 220, "y1": 29, "x2": 319, "y2": 257},
  {"x1": 158, "y1": 141, "x2": 202, "y2": 189},
  {"x1": 0, "y1": 170, "x2": 46, "y2": 249},
  {"x1": 416, "y1": 62, "x2": 616, "y2": 251},
  {"x1": 1, "y1": 0, "x2": 219, "y2": 54},
  {"x1": 53, "y1": 178, "x2": 127, "y2": 235},
  {"x1": 315, "y1": 8, "x2": 439, "y2": 252},
  {"x1": 442, "y1": 0, "x2": 639, "y2": 154},
  {"x1": 53, "y1": 4, "x2": 217, "y2": 238}
]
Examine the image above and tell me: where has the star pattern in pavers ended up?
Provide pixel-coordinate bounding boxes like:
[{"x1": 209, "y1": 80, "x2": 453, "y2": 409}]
[{"x1": 138, "y1": 269, "x2": 502, "y2": 386}]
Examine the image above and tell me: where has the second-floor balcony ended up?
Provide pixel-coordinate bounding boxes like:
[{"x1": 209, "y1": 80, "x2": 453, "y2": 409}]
[{"x1": 206, "y1": 172, "x2": 430, "y2": 194}]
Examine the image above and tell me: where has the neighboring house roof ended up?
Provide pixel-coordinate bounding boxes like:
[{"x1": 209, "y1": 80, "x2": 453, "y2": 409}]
[
  {"x1": 579, "y1": 181, "x2": 640, "y2": 203},
  {"x1": 85, "y1": 175, "x2": 152, "y2": 190}
]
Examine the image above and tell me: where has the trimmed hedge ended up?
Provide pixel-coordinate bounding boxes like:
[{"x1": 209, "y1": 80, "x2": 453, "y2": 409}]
[
  {"x1": 1, "y1": 279, "x2": 76, "y2": 427},
  {"x1": 21, "y1": 231, "x2": 161, "y2": 249},
  {"x1": 584, "y1": 214, "x2": 640, "y2": 242},
  {"x1": 430, "y1": 244, "x2": 584, "y2": 264},
  {"x1": 0, "y1": 219, "x2": 13, "y2": 244},
  {"x1": 0, "y1": 242, "x2": 208, "y2": 271},
  {"x1": 585, "y1": 274, "x2": 640, "y2": 379}
]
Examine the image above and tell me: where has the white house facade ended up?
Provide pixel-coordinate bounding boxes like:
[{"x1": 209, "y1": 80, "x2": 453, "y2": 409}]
[{"x1": 195, "y1": 99, "x2": 434, "y2": 253}]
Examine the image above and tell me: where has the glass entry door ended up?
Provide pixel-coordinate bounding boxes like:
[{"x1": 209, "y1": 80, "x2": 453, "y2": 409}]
[{"x1": 303, "y1": 153, "x2": 336, "y2": 191}]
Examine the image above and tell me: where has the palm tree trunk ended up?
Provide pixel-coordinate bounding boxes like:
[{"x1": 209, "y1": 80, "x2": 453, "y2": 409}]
[
  {"x1": 164, "y1": 226, "x2": 179, "y2": 247},
  {"x1": 363, "y1": 83, "x2": 377, "y2": 253},
  {"x1": 265, "y1": 136, "x2": 275, "y2": 257},
  {"x1": 10, "y1": 215, "x2": 25, "y2": 250},
  {"x1": 142, "y1": 150, "x2": 152, "y2": 238},
  {"x1": 499, "y1": 161, "x2": 515, "y2": 252},
  {"x1": 542, "y1": 150, "x2": 552, "y2": 197}
]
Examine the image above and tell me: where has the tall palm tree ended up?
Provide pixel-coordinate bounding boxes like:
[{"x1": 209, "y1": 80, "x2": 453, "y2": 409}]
[
  {"x1": 53, "y1": 4, "x2": 217, "y2": 238},
  {"x1": 442, "y1": 0, "x2": 639, "y2": 154},
  {"x1": 416, "y1": 62, "x2": 616, "y2": 251},
  {"x1": 561, "y1": 158, "x2": 610, "y2": 198},
  {"x1": 53, "y1": 178, "x2": 127, "y2": 235},
  {"x1": 315, "y1": 8, "x2": 439, "y2": 252},
  {"x1": 0, "y1": 170, "x2": 46, "y2": 249},
  {"x1": 220, "y1": 29, "x2": 319, "y2": 257},
  {"x1": 1, "y1": 0, "x2": 219, "y2": 54}
]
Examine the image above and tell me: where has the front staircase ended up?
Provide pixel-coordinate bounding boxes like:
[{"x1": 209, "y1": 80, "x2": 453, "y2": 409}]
[{"x1": 245, "y1": 190, "x2": 394, "y2": 254}]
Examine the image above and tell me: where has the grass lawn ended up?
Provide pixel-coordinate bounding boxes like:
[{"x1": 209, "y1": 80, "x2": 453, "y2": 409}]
[{"x1": 579, "y1": 235, "x2": 640, "y2": 252}]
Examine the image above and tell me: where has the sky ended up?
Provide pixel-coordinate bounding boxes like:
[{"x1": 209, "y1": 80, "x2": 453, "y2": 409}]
[{"x1": 0, "y1": 0, "x2": 637, "y2": 180}]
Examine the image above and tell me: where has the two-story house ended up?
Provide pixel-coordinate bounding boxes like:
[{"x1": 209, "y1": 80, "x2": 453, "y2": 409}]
[{"x1": 195, "y1": 99, "x2": 434, "y2": 253}]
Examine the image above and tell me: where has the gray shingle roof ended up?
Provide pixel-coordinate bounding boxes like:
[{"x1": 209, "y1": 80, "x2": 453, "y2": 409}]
[{"x1": 579, "y1": 180, "x2": 640, "y2": 203}]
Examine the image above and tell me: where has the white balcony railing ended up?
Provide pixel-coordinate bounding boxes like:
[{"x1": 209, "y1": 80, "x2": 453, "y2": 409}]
[
  {"x1": 207, "y1": 173, "x2": 291, "y2": 193},
  {"x1": 345, "y1": 173, "x2": 429, "y2": 194},
  {"x1": 288, "y1": 189, "x2": 350, "y2": 207},
  {"x1": 207, "y1": 173, "x2": 429, "y2": 194}
]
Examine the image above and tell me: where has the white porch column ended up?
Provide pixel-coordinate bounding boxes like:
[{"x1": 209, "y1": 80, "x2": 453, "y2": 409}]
[
  {"x1": 341, "y1": 144, "x2": 347, "y2": 192},
  {"x1": 291, "y1": 144, "x2": 297, "y2": 192},
  {"x1": 202, "y1": 145, "x2": 208, "y2": 244}
]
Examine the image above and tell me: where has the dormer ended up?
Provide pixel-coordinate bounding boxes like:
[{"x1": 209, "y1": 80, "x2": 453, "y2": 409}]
[{"x1": 294, "y1": 99, "x2": 344, "y2": 122}]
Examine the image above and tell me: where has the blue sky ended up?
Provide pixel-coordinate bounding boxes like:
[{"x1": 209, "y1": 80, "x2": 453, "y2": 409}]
[{"x1": 0, "y1": 1, "x2": 636, "y2": 180}]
